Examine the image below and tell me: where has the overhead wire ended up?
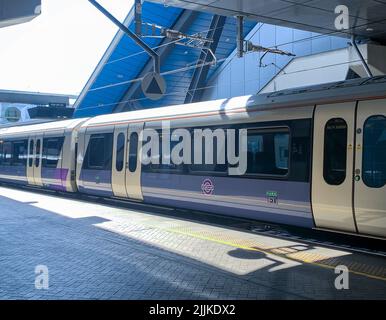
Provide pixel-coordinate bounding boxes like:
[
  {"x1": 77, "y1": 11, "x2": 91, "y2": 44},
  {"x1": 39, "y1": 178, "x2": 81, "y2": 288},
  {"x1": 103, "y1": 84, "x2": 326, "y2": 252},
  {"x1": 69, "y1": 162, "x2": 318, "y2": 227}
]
[{"x1": 77, "y1": 2, "x2": 386, "y2": 112}]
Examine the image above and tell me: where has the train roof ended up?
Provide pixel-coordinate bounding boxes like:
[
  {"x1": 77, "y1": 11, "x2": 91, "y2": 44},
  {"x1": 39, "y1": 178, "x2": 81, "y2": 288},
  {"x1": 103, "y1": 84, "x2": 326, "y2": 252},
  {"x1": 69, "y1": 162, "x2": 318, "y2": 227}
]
[
  {"x1": 1, "y1": 76, "x2": 386, "y2": 135},
  {"x1": 81, "y1": 76, "x2": 386, "y2": 128},
  {"x1": 0, "y1": 118, "x2": 88, "y2": 137}
]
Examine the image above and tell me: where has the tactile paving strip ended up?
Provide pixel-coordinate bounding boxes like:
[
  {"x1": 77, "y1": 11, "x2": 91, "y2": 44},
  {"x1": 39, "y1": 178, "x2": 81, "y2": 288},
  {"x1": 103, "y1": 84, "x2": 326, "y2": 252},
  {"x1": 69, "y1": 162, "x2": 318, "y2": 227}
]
[{"x1": 164, "y1": 225, "x2": 386, "y2": 281}]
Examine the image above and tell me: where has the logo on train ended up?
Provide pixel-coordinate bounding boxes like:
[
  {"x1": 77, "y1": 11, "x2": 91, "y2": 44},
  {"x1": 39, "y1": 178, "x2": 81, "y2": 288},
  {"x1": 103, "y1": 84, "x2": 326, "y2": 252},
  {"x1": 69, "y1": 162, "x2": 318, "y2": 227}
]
[
  {"x1": 266, "y1": 191, "x2": 278, "y2": 204},
  {"x1": 201, "y1": 178, "x2": 214, "y2": 195}
]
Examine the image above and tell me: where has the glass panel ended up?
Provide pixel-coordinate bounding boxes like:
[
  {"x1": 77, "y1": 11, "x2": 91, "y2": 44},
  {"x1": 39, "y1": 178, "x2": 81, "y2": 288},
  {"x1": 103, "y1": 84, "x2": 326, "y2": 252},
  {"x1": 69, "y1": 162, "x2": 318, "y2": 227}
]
[
  {"x1": 116, "y1": 133, "x2": 125, "y2": 172},
  {"x1": 42, "y1": 137, "x2": 65, "y2": 168},
  {"x1": 88, "y1": 136, "x2": 105, "y2": 169},
  {"x1": 155, "y1": 133, "x2": 185, "y2": 173},
  {"x1": 189, "y1": 132, "x2": 227, "y2": 174},
  {"x1": 246, "y1": 129, "x2": 289, "y2": 176},
  {"x1": 12, "y1": 141, "x2": 28, "y2": 166},
  {"x1": 35, "y1": 140, "x2": 41, "y2": 167},
  {"x1": 0, "y1": 141, "x2": 3, "y2": 164},
  {"x1": 128, "y1": 132, "x2": 138, "y2": 173},
  {"x1": 3, "y1": 142, "x2": 12, "y2": 165},
  {"x1": 323, "y1": 118, "x2": 347, "y2": 185},
  {"x1": 362, "y1": 115, "x2": 386, "y2": 188},
  {"x1": 29, "y1": 140, "x2": 34, "y2": 167},
  {"x1": 83, "y1": 134, "x2": 113, "y2": 170}
]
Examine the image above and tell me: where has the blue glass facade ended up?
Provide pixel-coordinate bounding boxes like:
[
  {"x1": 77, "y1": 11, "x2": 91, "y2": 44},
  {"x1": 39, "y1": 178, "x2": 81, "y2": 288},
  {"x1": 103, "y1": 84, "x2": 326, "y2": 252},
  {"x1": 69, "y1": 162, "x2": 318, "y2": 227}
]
[
  {"x1": 202, "y1": 23, "x2": 348, "y2": 100},
  {"x1": 74, "y1": 3, "x2": 350, "y2": 118}
]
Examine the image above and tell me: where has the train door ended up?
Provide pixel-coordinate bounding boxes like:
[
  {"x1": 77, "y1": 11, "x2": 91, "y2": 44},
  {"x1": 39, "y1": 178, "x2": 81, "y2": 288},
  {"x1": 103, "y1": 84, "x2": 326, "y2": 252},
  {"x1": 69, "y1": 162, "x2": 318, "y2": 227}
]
[
  {"x1": 111, "y1": 125, "x2": 128, "y2": 198},
  {"x1": 27, "y1": 137, "x2": 35, "y2": 185},
  {"x1": 311, "y1": 102, "x2": 357, "y2": 233},
  {"x1": 26, "y1": 135, "x2": 43, "y2": 186},
  {"x1": 34, "y1": 134, "x2": 43, "y2": 186},
  {"x1": 125, "y1": 123, "x2": 143, "y2": 201},
  {"x1": 353, "y1": 99, "x2": 386, "y2": 237}
]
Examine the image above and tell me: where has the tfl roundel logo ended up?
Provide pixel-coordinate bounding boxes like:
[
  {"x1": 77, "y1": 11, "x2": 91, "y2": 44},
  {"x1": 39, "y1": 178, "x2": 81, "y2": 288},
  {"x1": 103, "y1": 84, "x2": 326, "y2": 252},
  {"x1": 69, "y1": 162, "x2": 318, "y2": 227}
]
[{"x1": 201, "y1": 178, "x2": 214, "y2": 195}]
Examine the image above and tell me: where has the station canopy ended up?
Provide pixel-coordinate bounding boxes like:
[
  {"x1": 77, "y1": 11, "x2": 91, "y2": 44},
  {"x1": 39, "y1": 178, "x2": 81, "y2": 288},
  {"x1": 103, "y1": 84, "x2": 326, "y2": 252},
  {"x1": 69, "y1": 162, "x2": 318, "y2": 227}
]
[
  {"x1": 74, "y1": 1, "x2": 255, "y2": 117},
  {"x1": 0, "y1": 0, "x2": 41, "y2": 28},
  {"x1": 148, "y1": 0, "x2": 386, "y2": 43},
  {"x1": 74, "y1": 0, "x2": 386, "y2": 118}
]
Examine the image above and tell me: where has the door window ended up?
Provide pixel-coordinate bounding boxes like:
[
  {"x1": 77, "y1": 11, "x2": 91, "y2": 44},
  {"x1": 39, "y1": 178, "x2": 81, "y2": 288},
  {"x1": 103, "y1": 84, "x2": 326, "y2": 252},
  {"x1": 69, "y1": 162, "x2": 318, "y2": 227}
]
[
  {"x1": 29, "y1": 140, "x2": 34, "y2": 167},
  {"x1": 83, "y1": 134, "x2": 113, "y2": 170},
  {"x1": 42, "y1": 137, "x2": 65, "y2": 168},
  {"x1": 115, "y1": 133, "x2": 125, "y2": 172},
  {"x1": 362, "y1": 115, "x2": 386, "y2": 188},
  {"x1": 323, "y1": 118, "x2": 347, "y2": 185},
  {"x1": 35, "y1": 140, "x2": 41, "y2": 167},
  {"x1": 128, "y1": 132, "x2": 138, "y2": 173}
]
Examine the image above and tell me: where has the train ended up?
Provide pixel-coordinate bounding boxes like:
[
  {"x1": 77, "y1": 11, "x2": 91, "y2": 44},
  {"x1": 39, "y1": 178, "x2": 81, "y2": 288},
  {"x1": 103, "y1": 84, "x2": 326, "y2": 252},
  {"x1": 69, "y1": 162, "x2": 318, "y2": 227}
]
[{"x1": 0, "y1": 76, "x2": 386, "y2": 239}]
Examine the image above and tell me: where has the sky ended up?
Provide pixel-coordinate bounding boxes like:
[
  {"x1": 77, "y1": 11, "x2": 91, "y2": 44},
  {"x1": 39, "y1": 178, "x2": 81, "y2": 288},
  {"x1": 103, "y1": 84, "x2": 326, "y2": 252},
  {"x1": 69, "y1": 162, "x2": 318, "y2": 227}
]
[{"x1": 0, "y1": 0, "x2": 134, "y2": 96}]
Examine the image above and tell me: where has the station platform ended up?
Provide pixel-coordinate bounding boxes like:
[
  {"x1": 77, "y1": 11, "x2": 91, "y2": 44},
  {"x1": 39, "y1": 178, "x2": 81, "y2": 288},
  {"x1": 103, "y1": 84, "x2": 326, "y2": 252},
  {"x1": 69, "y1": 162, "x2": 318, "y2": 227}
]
[{"x1": 0, "y1": 185, "x2": 385, "y2": 300}]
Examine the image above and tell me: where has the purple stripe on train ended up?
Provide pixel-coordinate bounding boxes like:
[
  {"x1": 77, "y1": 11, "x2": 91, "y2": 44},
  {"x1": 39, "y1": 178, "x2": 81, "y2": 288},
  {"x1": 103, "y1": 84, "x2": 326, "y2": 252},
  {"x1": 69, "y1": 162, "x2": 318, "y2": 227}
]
[
  {"x1": 0, "y1": 165, "x2": 28, "y2": 185},
  {"x1": 41, "y1": 168, "x2": 69, "y2": 191},
  {"x1": 141, "y1": 172, "x2": 314, "y2": 228},
  {"x1": 78, "y1": 169, "x2": 113, "y2": 196},
  {"x1": 41, "y1": 168, "x2": 68, "y2": 181}
]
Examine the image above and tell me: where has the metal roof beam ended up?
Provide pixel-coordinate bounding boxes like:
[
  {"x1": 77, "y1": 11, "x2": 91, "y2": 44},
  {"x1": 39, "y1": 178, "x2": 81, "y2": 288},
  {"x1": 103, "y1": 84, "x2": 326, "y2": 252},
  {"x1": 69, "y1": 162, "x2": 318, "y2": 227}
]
[
  {"x1": 350, "y1": 35, "x2": 373, "y2": 78},
  {"x1": 184, "y1": 15, "x2": 226, "y2": 104},
  {"x1": 113, "y1": 9, "x2": 198, "y2": 113},
  {"x1": 89, "y1": 0, "x2": 160, "y2": 74}
]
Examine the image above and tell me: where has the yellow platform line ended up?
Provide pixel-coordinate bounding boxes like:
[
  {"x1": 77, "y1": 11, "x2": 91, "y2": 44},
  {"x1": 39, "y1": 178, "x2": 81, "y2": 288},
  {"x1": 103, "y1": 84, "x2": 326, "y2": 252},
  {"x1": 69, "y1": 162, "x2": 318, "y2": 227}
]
[{"x1": 165, "y1": 227, "x2": 386, "y2": 282}]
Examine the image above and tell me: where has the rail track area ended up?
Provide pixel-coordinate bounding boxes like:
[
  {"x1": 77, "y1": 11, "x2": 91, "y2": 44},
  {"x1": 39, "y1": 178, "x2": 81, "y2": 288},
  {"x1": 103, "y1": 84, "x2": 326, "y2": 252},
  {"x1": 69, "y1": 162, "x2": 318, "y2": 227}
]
[{"x1": 0, "y1": 185, "x2": 385, "y2": 300}]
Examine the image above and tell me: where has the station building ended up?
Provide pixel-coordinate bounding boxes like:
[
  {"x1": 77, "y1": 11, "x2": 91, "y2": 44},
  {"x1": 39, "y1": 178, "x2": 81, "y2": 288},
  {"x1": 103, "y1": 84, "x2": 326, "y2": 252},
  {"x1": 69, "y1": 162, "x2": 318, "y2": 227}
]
[{"x1": 0, "y1": 90, "x2": 75, "y2": 127}]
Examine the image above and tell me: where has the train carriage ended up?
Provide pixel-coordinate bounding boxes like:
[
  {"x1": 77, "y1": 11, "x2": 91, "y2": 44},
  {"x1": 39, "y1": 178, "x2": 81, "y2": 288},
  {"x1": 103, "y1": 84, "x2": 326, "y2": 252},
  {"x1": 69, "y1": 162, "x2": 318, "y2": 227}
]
[
  {"x1": 1, "y1": 76, "x2": 386, "y2": 238},
  {"x1": 0, "y1": 119, "x2": 87, "y2": 192}
]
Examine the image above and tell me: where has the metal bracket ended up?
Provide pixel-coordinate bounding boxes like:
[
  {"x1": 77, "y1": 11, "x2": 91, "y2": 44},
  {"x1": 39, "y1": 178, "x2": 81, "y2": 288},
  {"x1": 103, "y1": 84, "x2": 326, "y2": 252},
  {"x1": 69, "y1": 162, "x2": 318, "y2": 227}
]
[
  {"x1": 246, "y1": 41, "x2": 295, "y2": 57},
  {"x1": 258, "y1": 46, "x2": 295, "y2": 69},
  {"x1": 236, "y1": 15, "x2": 295, "y2": 60},
  {"x1": 140, "y1": 21, "x2": 214, "y2": 50}
]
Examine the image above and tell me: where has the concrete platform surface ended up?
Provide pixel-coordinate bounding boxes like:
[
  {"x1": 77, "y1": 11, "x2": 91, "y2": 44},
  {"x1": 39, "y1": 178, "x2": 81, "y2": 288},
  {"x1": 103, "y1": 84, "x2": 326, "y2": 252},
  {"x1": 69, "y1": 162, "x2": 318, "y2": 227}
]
[{"x1": 0, "y1": 186, "x2": 385, "y2": 300}]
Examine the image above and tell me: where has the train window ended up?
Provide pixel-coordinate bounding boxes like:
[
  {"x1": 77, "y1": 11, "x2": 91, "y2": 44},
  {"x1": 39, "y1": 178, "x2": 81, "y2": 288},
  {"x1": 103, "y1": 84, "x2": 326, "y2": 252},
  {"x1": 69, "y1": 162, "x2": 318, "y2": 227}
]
[
  {"x1": 42, "y1": 137, "x2": 65, "y2": 168},
  {"x1": 323, "y1": 118, "x2": 347, "y2": 185},
  {"x1": 115, "y1": 133, "x2": 125, "y2": 172},
  {"x1": 152, "y1": 133, "x2": 184, "y2": 173},
  {"x1": 128, "y1": 132, "x2": 138, "y2": 173},
  {"x1": 29, "y1": 140, "x2": 34, "y2": 167},
  {"x1": 189, "y1": 129, "x2": 227, "y2": 175},
  {"x1": 142, "y1": 132, "x2": 183, "y2": 174},
  {"x1": 88, "y1": 135, "x2": 105, "y2": 169},
  {"x1": 84, "y1": 133, "x2": 113, "y2": 170},
  {"x1": 0, "y1": 141, "x2": 3, "y2": 164},
  {"x1": 246, "y1": 129, "x2": 289, "y2": 176},
  {"x1": 35, "y1": 139, "x2": 41, "y2": 167},
  {"x1": 3, "y1": 142, "x2": 12, "y2": 165},
  {"x1": 362, "y1": 116, "x2": 386, "y2": 188},
  {"x1": 12, "y1": 140, "x2": 28, "y2": 166}
]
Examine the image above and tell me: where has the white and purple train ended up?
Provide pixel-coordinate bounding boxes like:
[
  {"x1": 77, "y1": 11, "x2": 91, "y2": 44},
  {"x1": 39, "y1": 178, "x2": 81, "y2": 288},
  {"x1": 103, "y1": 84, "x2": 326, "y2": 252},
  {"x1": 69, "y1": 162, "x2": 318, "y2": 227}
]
[{"x1": 1, "y1": 77, "x2": 386, "y2": 239}]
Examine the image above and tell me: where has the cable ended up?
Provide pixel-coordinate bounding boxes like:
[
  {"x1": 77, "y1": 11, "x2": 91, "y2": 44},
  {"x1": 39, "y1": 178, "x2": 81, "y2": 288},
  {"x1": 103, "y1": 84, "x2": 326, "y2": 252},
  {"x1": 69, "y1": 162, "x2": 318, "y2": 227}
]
[
  {"x1": 88, "y1": 22, "x2": 343, "y2": 94},
  {"x1": 77, "y1": 3, "x2": 386, "y2": 111},
  {"x1": 99, "y1": 1, "x2": 386, "y2": 69},
  {"x1": 79, "y1": 22, "x2": 318, "y2": 110},
  {"x1": 77, "y1": 55, "x2": 368, "y2": 114},
  {"x1": 105, "y1": 21, "x2": 232, "y2": 65}
]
